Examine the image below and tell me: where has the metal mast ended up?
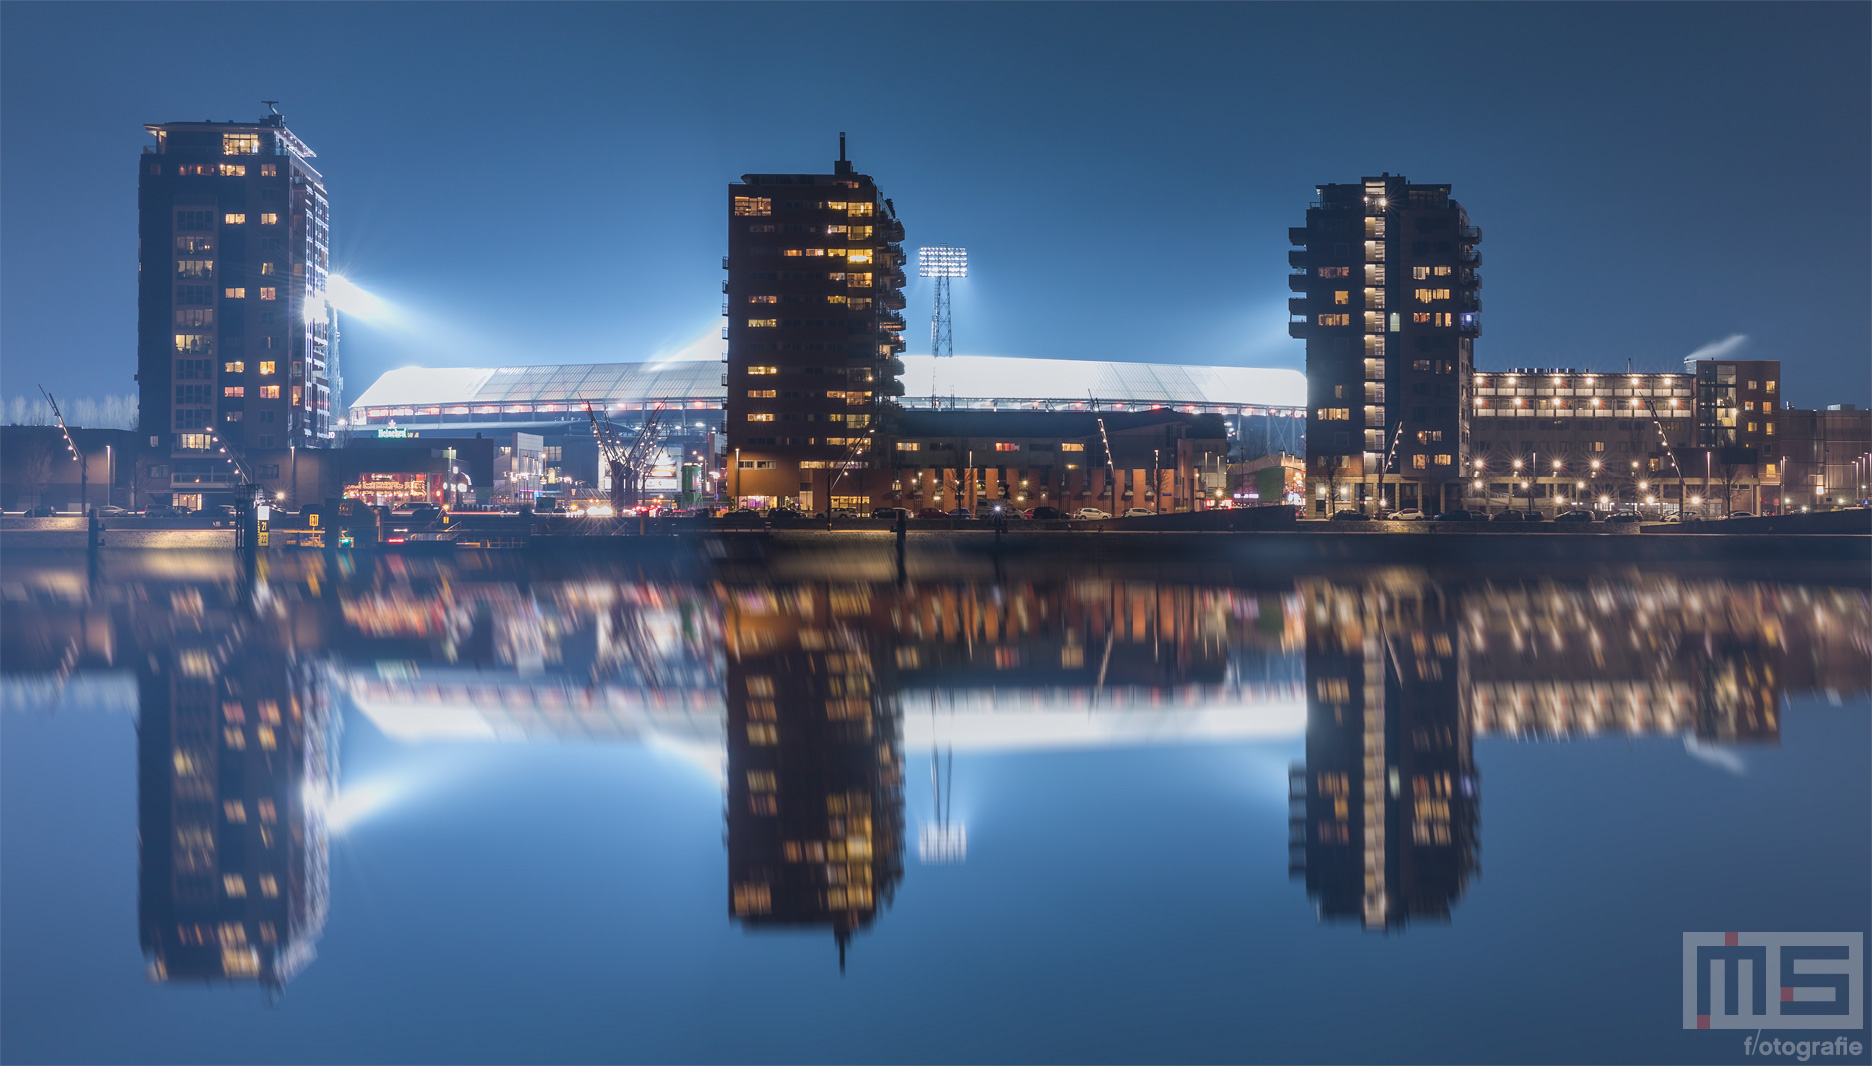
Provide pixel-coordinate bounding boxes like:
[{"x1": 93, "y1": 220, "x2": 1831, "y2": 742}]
[{"x1": 918, "y1": 246, "x2": 968, "y2": 399}]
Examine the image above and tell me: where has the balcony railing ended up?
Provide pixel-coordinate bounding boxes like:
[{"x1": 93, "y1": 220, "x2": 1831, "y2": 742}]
[
  {"x1": 1288, "y1": 274, "x2": 1309, "y2": 293},
  {"x1": 1460, "y1": 225, "x2": 1483, "y2": 243},
  {"x1": 1288, "y1": 297, "x2": 1309, "y2": 315},
  {"x1": 1288, "y1": 227, "x2": 1309, "y2": 246},
  {"x1": 1288, "y1": 250, "x2": 1307, "y2": 269}
]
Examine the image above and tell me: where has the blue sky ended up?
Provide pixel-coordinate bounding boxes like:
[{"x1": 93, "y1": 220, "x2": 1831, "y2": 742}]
[{"x1": 2, "y1": 2, "x2": 1867, "y2": 412}]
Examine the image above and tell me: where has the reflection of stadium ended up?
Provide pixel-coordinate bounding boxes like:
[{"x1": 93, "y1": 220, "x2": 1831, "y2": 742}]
[{"x1": 1, "y1": 554, "x2": 1865, "y2": 975}]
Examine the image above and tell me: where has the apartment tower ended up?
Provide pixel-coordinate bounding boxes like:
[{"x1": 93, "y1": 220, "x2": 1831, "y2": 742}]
[
  {"x1": 137, "y1": 109, "x2": 335, "y2": 509},
  {"x1": 1290, "y1": 175, "x2": 1480, "y2": 515},
  {"x1": 724, "y1": 137, "x2": 908, "y2": 510}
]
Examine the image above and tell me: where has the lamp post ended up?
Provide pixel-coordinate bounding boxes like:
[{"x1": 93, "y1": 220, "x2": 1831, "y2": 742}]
[
  {"x1": 1153, "y1": 448, "x2": 1160, "y2": 515},
  {"x1": 734, "y1": 447, "x2": 741, "y2": 506}
]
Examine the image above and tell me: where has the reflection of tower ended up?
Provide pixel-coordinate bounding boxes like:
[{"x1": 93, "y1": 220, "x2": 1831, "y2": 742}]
[
  {"x1": 724, "y1": 585, "x2": 905, "y2": 970},
  {"x1": 1291, "y1": 578, "x2": 1478, "y2": 931},
  {"x1": 918, "y1": 733, "x2": 965, "y2": 864},
  {"x1": 137, "y1": 596, "x2": 336, "y2": 991}
]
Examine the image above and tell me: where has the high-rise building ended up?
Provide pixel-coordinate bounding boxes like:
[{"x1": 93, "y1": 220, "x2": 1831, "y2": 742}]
[
  {"x1": 1290, "y1": 175, "x2": 1481, "y2": 515},
  {"x1": 724, "y1": 137, "x2": 908, "y2": 512},
  {"x1": 136, "y1": 108, "x2": 335, "y2": 510}
]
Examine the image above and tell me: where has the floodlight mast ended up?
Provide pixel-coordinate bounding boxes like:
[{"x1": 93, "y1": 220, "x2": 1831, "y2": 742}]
[{"x1": 918, "y1": 246, "x2": 967, "y2": 367}]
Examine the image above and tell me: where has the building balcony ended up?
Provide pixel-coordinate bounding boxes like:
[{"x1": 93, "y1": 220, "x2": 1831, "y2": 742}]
[
  {"x1": 879, "y1": 378, "x2": 906, "y2": 397},
  {"x1": 881, "y1": 289, "x2": 906, "y2": 310},
  {"x1": 1287, "y1": 318, "x2": 1309, "y2": 339},
  {"x1": 1458, "y1": 295, "x2": 1481, "y2": 312},
  {"x1": 1288, "y1": 227, "x2": 1309, "y2": 246},
  {"x1": 881, "y1": 311, "x2": 906, "y2": 331},
  {"x1": 884, "y1": 357, "x2": 907, "y2": 377},
  {"x1": 1459, "y1": 271, "x2": 1481, "y2": 290},
  {"x1": 1288, "y1": 297, "x2": 1309, "y2": 315},
  {"x1": 877, "y1": 218, "x2": 905, "y2": 242},
  {"x1": 1288, "y1": 272, "x2": 1309, "y2": 293},
  {"x1": 1458, "y1": 314, "x2": 1481, "y2": 336},
  {"x1": 1288, "y1": 250, "x2": 1307, "y2": 269},
  {"x1": 1460, "y1": 248, "x2": 1481, "y2": 266},
  {"x1": 1460, "y1": 225, "x2": 1483, "y2": 243}
]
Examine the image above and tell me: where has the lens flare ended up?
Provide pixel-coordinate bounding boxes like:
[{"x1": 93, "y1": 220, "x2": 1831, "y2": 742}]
[{"x1": 327, "y1": 275, "x2": 390, "y2": 321}]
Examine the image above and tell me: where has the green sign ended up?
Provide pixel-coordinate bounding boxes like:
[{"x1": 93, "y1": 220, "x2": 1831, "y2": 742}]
[{"x1": 376, "y1": 427, "x2": 416, "y2": 439}]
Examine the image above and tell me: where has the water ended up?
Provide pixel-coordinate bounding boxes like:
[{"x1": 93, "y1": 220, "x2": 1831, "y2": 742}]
[{"x1": 2, "y1": 545, "x2": 1866, "y2": 1064}]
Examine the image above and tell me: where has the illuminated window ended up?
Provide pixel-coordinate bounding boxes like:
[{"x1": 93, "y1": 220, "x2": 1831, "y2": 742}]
[
  {"x1": 1060, "y1": 442, "x2": 1085, "y2": 452},
  {"x1": 746, "y1": 723, "x2": 778, "y2": 745},
  {"x1": 260, "y1": 385, "x2": 279, "y2": 399},
  {"x1": 224, "y1": 213, "x2": 246, "y2": 225},
  {"x1": 258, "y1": 875, "x2": 279, "y2": 898},
  {"x1": 1315, "y1": 408, "x2": 1351, "y2": 421},
  {"x1": 1413, "y1": 288, "x2": 1451, "y2": 302},
  {"x1": 1416, "y1": 430, "x2": 1443, "y2": 443},
  {"x1": 259, "y1": 213, "x2": 279, "y2": 225},
  {"x1": 994, "y1": 442, "x2": 1020, "y2": 452},
  {"x1": 1766, "y1": 380, "x2": 1777, "y2": 393},
  {"x1": 257, "y1": 798, "x2": 277, "y2": 823},
  {"x1": 219, "y1": 164, "x2": 246, "y2": 177},
  {"x1": 1317, "y1": 266, "x2": 1351, "y2": 278},
  {"x1": 1434, "y1": 454, "x2": 1453, "y2": 465},
  {"x1": 1317, "y1": 313, "x2": 1351, "y2": 327},
  {"x1": 259, "y1": 163, "x2": 277, "y2": 177},
  {"x1": 174, "y1": 333, "x2": 213, "y2": 353},
  {"x1": 732, "y1": 196, "x2": 771, "y2": 216},
  {"x1": 259, "y1": 287, "x2": 277, "y2": 300},
  {"x1": 731, "y1": 881, "x2": 772, "y2": 915},
  {"x1": 1433, "y1": 265, "x2": 1452, "y2": 275},
  {"x1": 258, "y1": 361, "x2": 276, "y2": 375},
  {"x1": 224, "y1": 726, "x2": 245, "y2": 748},
  {"x1": 747, "y1": 771, "x2": 777, "y2": 791},
  {"x1": 1412, "y1": 266, "x2": 1431, "y2": 280},
  {"x1": 224, "y1": 386, "x2": 245, "y2": 398},
  {"x1": 1412, "y1": 312, "x2": 1432, "y2": 324},
  {"x1": 748, "y1": 295, "x2": 778, "y2": 304},
  {"x1": 746, "y1": 389, "x2": 776, "y2": 398},
  {"x1": 896, "y1": 442, "x2": 921, "y2": 450},
  {"x1": 223, "y1": 875, "x2": 247, "y2": 898},
  {"x1": 224, "y1": 801, "x2": 247, "y2": 824},
  {"x1": 847, "y1": 201, "x2": 874, "y2": 217},
  {"x1": 176, "y1": 260, "x2": 214, "y2": 279},
  {"x1": 1333, "y1": 290, "x2": 1350, "y2": 305},
  {"x1": 223, "y1": 134, "x2": 260, "y2": 155},
  {"x1": 259, "y1": 262, "x2": 276, "y2": 275},
  {"x1": 747, "y1": 413, "x2": 775, "y2": 422},
  {"x1": 224, "y1": 287, "x2": 245, "y2": 299},
  {"x1": 747, "y1": 366, "x2": 778, "y2": 375},
  {"x1": 747, "y1": 318, "x2": 777, "y2": 327}
]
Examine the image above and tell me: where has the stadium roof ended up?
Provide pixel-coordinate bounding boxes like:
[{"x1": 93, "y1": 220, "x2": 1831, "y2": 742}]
[{"x1": 350, "y1": 355, "x2": 1305, "y2": 411}]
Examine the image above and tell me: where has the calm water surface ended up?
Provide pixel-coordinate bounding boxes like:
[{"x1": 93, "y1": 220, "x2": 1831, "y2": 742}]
[{"x1": 2, "y1": 547, "x2": 1866, "y2": 1064}]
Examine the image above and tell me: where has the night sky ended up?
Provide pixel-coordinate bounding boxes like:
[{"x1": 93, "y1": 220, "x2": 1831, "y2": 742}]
[{"x1": 2, "y1": 2, "x2": 1866, "y2": 414}]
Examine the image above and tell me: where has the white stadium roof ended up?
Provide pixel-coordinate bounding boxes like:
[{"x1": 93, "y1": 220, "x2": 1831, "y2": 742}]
[{"x1": 349, "y1": 355, "x2": 1305, "y2": 412}]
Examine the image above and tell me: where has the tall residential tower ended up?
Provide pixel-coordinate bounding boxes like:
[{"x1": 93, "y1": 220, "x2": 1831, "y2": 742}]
[
  {"x1": 723, "y1": 138, "x2": 907, "y2": 511},
  {"x1": 1290, "y1": 175, "x2": 1480, "y2": 515},
  {"x1": 137, "y1": 109, "x2": 335, "y2": 509}
]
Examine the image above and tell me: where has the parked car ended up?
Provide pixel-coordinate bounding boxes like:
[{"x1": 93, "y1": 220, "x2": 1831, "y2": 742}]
[
  {"x1": 97, "y1": 505, "x2": 131, "y2": 516},
  {"x1": 726, "y1": 507, "x2": 761, "y2": 519},
  {"x1": 1329, "y1": 509, "x2": 1372, "y2": 522},
  {"x1": 1387, "y1": 508, "x2": 1427, "y2": 521},
  {"x1": 1027, "y1": 506, "x2": 1063, "y2": 520},
  {"x1": 1552, "y1": 509, "x2": 1595, "y2": 523},
  {"x1": 409, "y1": 504, "x2": 442, "y2": 524},
  {"x1": 945, "y1": 507, "x2": 974, "y2": 520},
  {"x1": 1123, "y1": 507, "x2": 1155, "y2": 518},
  {"x1": 767, "y1": 506, "x2": 805, "y2": 519},
  {"x1": 1432, "y1": 509, "x2": 1478, "y2": 522},
  {"x1": 871, "y1": 507, "x2": 907, "y2": 520},
  {"x1": 1727, "y1": 510, "x2": 1756, "y2": 519},
  {"x1": 1522, "y1": 509, "x2": 1547, "y2": 522},
  {"x1": 914, "y1": 507, "x2": 947, "y2": 520},
  {"x1": 1490, "y1": 509, "x2": 1525, "y2": 523},
  {"x1": 27, "y1": 503, "x2": 56, "y2": 517},
  {"x1": 1075, "y1": 508, "x2": 1112, "y2": 520},
  {"x1": 1604, "y1": 512, "x2": 1642, "y2": 525}
]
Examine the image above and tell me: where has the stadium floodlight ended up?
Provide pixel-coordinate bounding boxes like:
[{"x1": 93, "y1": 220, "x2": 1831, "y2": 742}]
[
  {"x1": 918, "y1": 246, "x2": 967, "y2": 365},
  {"x1": 918, "y1": 245, "x2": 968, "y2": 278}
]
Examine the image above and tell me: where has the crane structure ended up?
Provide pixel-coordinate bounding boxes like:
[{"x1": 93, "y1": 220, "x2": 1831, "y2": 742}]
[{"x1": 586, "y1": 402, "x2": 666, "y2": 512}]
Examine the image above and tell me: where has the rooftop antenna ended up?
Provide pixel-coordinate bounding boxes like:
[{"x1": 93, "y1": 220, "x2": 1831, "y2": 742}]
[{"x1": 262, "y1": 100, "x2": 280, "y2": 116}]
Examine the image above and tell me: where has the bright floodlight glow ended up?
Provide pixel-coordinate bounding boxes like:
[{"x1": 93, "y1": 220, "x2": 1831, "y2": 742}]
[
  {"x1": 327, "y1": 274, "x2": 390, "y2": 320},
  {"x1": 918, "y1": 245, "x2": 968, "y2": 278},
  {"x1": 918, "y1": 824, "x2": 968, "y2": 864}
]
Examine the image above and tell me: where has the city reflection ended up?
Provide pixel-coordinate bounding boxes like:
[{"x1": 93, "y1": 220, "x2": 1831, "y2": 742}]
[{"x1": 0, "y1": 552, "x2": 1864, "y2": 987}]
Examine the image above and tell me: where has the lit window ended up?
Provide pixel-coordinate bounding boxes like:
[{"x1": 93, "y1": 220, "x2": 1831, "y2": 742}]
[
  {"x1": 258, "y1": 361, "x2": 275, "y2": 375},
  {"x1": 1061, "y1": 442, "x2": 1085, "y2": 452},
  {"x1": 219, "y1": 164, "x2": 246, "y2": 177},
  {"x1": 747, "y1": 770, "x2": 777, "y2": 791},
  {"x1": 747, "y1": 413, "x2": 775, "y2": 422},
  {"x1": 260, "y1": 385, "x2": 280, "y2": 399},
  {"x1": 1317, "y1": 313, "x2": 1351, "y2": 327},
  {"x1": 224, "y1": 726, "x2": 245, "y2": 748},
  {"x1": 1413, "y1": 288, "x2": 1451, "y2": 302},
  {"x1": 258, "y1": 875, "x2": 279, "y2": 898},
  {"x1": 896, "y1": 442, "x2": 921, "y2": 451},
  {"x1": 260, "y1": 213, "x2": 279, "y2": 225},
  {"x1": 746, "y1": 389, "x2": 776, "y2": 398},
  {"x1": 1412, "y1": 266, "x2": 1431, "y2": 280},
  {"x1": 257, "y1": 798, "x2": 277, "y2": 823},
  {"x1": 1315, "y1": 408, "x2": 1351, "y2": 421},
  {"x1": 732, "y1": 196, "x2": 772, "y2": 216},
  {"x1": 1412, "y1": 312, "x2": 1432, "y2": 324},
  {"x1": 747, "y1": 366, "x2": 778, "y2": 375},
  {"x1": 746, "y1": 677, "x2": 775, "y2": 696},
  {"x1": 224, "y1": 287, "x2": 246, "y2": 299},
  {"x1": 222, "y1": 134, "x2": 260, "y2": 155},
  {"x1": 748, "y1": 295, "x2": 778, "y2": 304},
  {"x1": 1334, "y1": 290, "x2": 1350, "y2": 305},
  {"x1": 259, "y1": 287, "x2": 277, "y2": 300},
  {"x1": 224, "y1": 386, "x2": 245, "y2": 398},
  {"x1": 224, "y1": 213, "x2": 246, "y2": 225},
  {"x1": 1413, "y1": 454, "x2": 1428, "y2": 469},
  {"x1": 223, "y1": 875, "x2": 247, "y2": 898},
  {"x1": 747, "y1": 723, "x2": 778, "y2": 745},
  {"x1": 1434, "y1": 454, "x2": 1453, "y2": 465},
  {"x1": 747, "y1": 318, "x2": 777, "y2": 327},
  {"x1": 994, "y1": 442, "x2": 1020, "y2": 452},
  {"x1": 1433, "y1": 266, "x2": 1452, "y2": 276},
  {"x1": 260, "y1": 262, "x2": 276, "y2": 275},
  {"x1": 1766, "y1": 380, "x2": 1777, "y2": 393},
  {"x1": 1317, "y1": 266, "x2": 1350, "y2": 278},
  {"x1": 223, "y1": 361, "x2": 245, "y2": 373},
  {"x1": 259, "y1": 164, "x2": 277, "y2": 177},
  {"x1": 224, "y1": 801, "x2": 247, "y2": 823}
]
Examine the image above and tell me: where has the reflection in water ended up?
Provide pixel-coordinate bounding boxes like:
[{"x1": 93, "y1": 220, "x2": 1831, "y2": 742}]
[{"x1": 0, "y1": 552, "x2": 1865, "y2": 987}]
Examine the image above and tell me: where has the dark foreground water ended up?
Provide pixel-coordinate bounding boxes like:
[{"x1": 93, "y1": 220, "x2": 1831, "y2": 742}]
[{"x1": 2, "y1": 546, "x2": 1866, "y2": 1065}]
